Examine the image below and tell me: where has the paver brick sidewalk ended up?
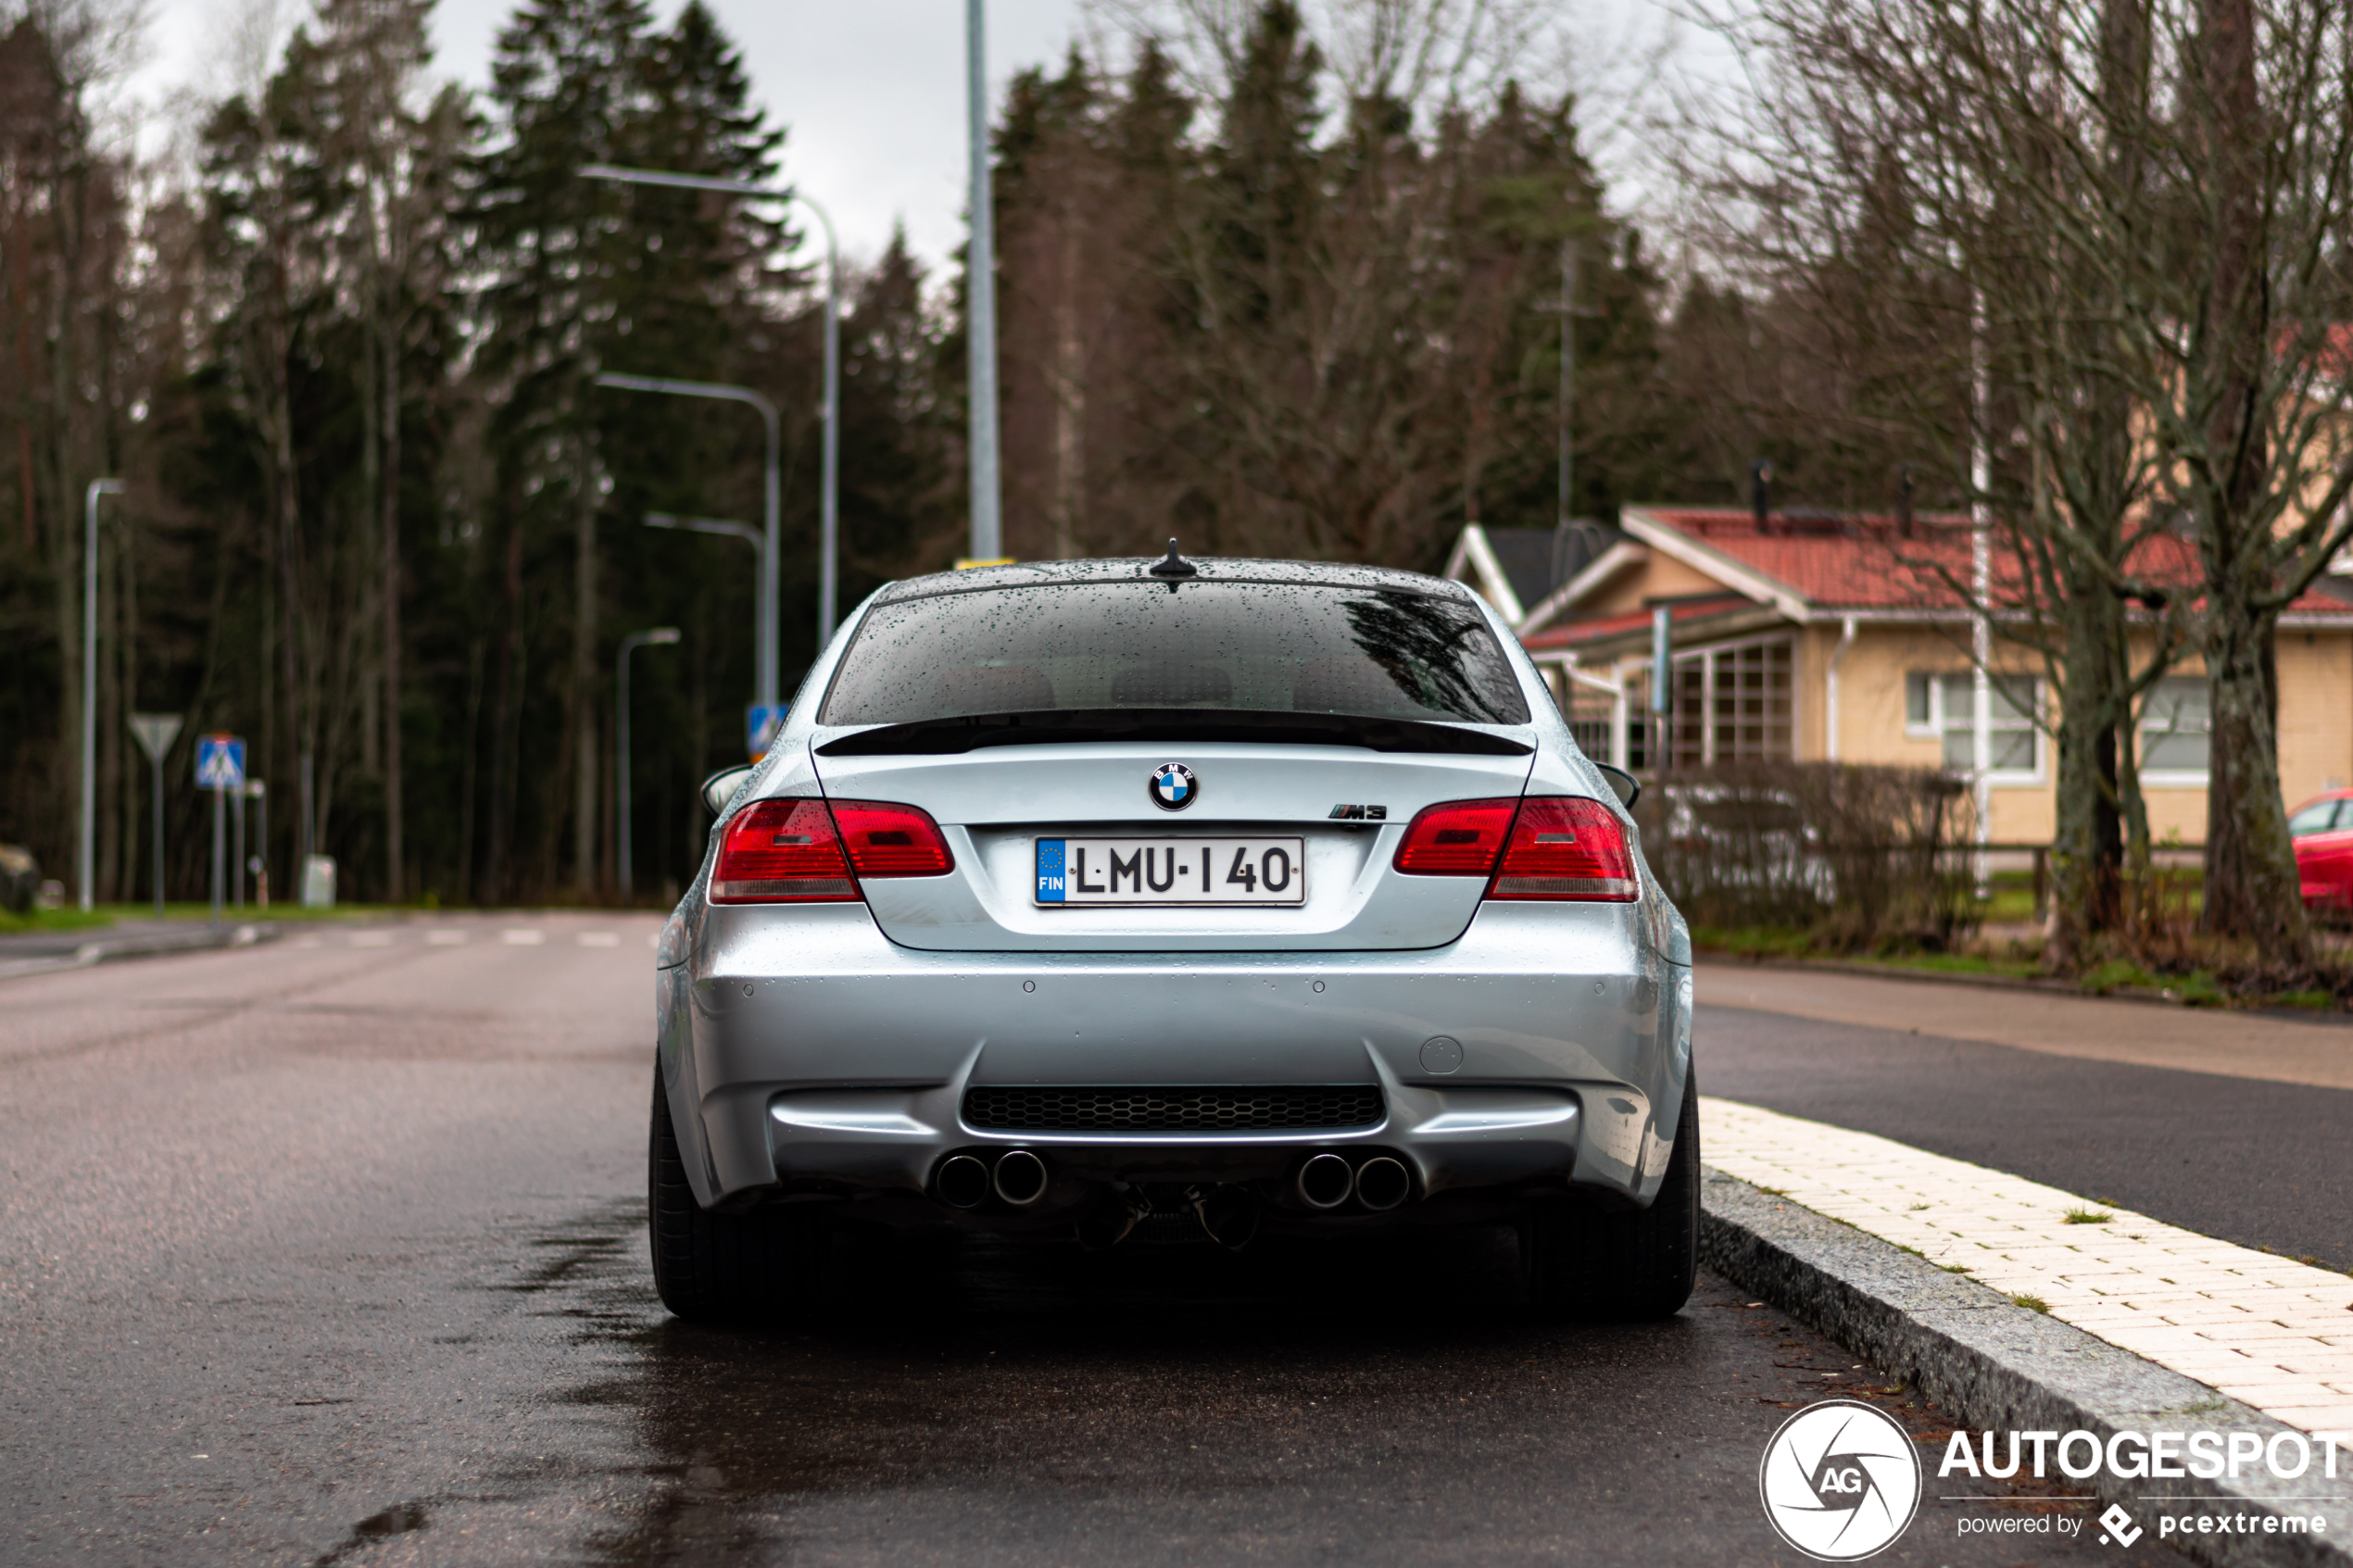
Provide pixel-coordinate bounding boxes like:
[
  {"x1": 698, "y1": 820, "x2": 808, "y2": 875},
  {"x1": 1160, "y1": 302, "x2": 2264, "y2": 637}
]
[{"x1": 1703, "y1": 1095, "x2": 2353, "y2": 1437}]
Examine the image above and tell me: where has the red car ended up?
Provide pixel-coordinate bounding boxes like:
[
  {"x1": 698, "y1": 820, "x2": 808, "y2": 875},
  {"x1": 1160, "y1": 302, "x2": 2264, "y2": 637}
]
[{"x1": 2289, "y1": 789, "x2": 2353, "y2": 909}]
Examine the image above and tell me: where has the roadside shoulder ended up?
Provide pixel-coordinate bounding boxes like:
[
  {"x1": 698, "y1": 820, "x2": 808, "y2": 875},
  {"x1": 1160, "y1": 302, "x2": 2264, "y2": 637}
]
[{"x1": 0, "y1": 921, "x2": 278, "y2": 982}]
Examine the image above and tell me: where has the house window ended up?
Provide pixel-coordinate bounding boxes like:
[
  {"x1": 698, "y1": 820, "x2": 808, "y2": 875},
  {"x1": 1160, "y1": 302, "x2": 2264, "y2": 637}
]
[
  {"x1": 1666, "y1": 637, "x2": 1794, "y2": 767},
  {"x1": 1904, "y1": 671, "x2": 2042, "y2": 777},
  {"x1": 2140, "y1": 675, "x2": 2209, "y2": 779}
]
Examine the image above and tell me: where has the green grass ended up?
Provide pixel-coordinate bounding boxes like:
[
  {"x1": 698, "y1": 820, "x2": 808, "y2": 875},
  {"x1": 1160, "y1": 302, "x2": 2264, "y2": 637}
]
[
  {"x1": 1687, "y1": 924, "x2": 1816, "y2": 960},
  {"x1": 1940, "y1": 1262, "x2": 1973, "y2": 1274},
  {"x1": 1690, "y1": 920, "x2": 2344, "y2": 1011},
  {"x1": 0, "y1": 906, "x2": 116, "y2": 935},
  {"x1": 1689, "y1": 925, "x2": 2043, "y2": 978},
  {"x1": 1846, "y1": 949, "x2": 2045, "y2": 980},
  {"x1": 85, "y1": 901, "x2": 427, "y2": 925},
  {"x1": 2060, "y1": 1208, "x2": 2113, "y2": 1225},
  {"x1": 2010, "y1": 1293, "x2": 2052, "y2": 1314}
]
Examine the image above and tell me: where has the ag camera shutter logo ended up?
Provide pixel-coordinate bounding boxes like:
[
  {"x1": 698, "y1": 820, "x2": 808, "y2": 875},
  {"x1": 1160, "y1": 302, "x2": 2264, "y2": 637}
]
[{"x1": 1759, "y1": 1399, "x2": 1923, "y2": 1560}]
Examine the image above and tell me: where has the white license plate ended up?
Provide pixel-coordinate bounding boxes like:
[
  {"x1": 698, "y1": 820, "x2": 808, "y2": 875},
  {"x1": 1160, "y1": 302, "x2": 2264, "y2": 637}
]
[{"x1": 1035, "y1": 837, "x2": 1305, "y2": 906}]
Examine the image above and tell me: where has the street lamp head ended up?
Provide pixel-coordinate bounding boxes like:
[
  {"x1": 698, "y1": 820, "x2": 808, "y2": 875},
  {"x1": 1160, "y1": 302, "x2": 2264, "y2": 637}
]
[
  {"x1": 647, "y1": 628, "x2": 682, "y2": 646},
  {"x1": 91, "y1": 479, "x2": 125, "y2": 496}
]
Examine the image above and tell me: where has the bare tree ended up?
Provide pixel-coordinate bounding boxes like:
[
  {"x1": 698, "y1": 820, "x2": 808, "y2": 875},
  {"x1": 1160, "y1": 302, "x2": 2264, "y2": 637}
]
[{"x1": 1698, "y1": 0, "x2": 2353, "y2": 963}]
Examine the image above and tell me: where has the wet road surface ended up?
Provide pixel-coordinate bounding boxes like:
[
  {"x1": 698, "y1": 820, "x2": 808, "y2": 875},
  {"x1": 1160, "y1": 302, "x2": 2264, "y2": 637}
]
[
  {"x1": 2, "y1": 921, "x2": 2184, "y2": 1565},
  {"x1": 1703, "y1": 1000, "x2": 2353, "y2": 1271}
]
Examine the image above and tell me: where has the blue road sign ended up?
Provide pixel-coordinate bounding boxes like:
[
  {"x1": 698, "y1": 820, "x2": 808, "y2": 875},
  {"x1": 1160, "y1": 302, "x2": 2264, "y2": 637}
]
[
  {"x1": 746, "y1": 704, "x2": 786, "y2": 760},
  {"x1": 195, "y1": 734, "x2": 246, "y2": 792}
]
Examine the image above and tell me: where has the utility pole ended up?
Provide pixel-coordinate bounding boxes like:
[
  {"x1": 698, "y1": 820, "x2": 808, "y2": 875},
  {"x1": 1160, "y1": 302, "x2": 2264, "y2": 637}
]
[
  {"x1": 80, "y1": 479, "x2": 123, "y2": 911},
  {"x1": 1971, "y1": 288, "x2": 1994, "y2": 899},
  {"x1": 616, "y1": 629, "x2": 681, "y2": 900},
  {"x1": 966, "y1": 0, "x2": 1003, "y2": 561},
  {"x1": 1558, "y1": 242, "x2": 1576, "y2": 528}
]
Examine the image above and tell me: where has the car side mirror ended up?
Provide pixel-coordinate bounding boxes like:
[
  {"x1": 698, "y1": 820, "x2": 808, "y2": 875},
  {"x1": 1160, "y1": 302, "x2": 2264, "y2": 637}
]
[
  {"x1": 1595, "y1": 762, "x2": 1642, "y2": 809},
  {"x1": 701, "y1": 765, "x2": 757, "y2": 817}
]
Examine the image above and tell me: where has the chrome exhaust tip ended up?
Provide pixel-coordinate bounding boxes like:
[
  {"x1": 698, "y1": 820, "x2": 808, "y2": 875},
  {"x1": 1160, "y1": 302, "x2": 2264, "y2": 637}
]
[
  {"x1": 993, "y1": 1148, "x2": 1050, "y2": 1207},
  {"x1": 1194, "y1": 1185, "x2": 1261, "y2": 1250},
  {"x1": 1296, "y1": 1151, "x2": 1354, "y2": 1210},
  {"x1": 1353, "y1": 1156, "x2": 1412, "y2": 1212},
  {"x1": 936, "y1": 1154, "x2": 991, "y2": 1210}
]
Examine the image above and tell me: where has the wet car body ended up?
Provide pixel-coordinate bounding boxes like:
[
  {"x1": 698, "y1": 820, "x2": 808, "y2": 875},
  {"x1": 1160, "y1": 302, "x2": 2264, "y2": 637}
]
[{"x1": 652, "y1": 555, "x2": 1696, "y2": 1317}]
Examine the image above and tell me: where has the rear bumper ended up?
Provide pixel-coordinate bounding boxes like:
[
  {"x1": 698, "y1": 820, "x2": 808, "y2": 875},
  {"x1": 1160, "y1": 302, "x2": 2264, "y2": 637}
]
[{"x1": 656, "y1": 900, "x2": 1692, "y2": 1216}]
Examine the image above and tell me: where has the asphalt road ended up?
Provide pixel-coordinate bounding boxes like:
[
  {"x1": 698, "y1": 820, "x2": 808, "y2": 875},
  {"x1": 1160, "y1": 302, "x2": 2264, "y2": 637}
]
[
  {"x1": 1, "y1": 922, "x2": 2183, "y2": 1567},
  {"x1": 1701, "y1": 1000, "x2": 2353, "y2": 1272}
]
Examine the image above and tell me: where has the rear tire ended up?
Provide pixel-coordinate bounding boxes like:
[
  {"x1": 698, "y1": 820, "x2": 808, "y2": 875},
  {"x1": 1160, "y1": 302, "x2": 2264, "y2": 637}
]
[
  {"x1": 648, "y1": 1066, "x2": 824, "y2": 1323},
  {"x1": 1526, "y1": 1070, "x2": 1699, "y2": 1321}
]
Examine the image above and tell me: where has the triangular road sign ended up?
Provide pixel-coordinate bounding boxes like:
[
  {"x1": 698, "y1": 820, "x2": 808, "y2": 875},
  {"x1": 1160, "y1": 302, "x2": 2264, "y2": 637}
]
[{"x1": 130, "y1": 713, "x2": 183, "y2": 764}]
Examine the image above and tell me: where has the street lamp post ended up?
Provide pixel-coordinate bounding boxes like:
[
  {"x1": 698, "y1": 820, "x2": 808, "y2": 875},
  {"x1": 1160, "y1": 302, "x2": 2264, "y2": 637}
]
[
  {"x1": 617, "y1": 628, "x2": 682, "y2": 899},
  {"x1": 81, "y1": 478, "x2": 124, "y2": 912},
  {"x1": 646, "y1": 512, "x2": 761, "y2": 682},
  {"x1": 596, "y1": 373, "x2": 779, "y2": 711},
  {"x1": 583, "y1": 164, "x2": 842, "y2": 647}
]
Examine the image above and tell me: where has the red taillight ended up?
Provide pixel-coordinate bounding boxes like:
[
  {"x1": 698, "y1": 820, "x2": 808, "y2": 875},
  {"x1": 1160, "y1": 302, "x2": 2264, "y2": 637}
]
[
  {"x1": 711, "y1": 797, "x2": 953, "y2": 903},
  {"x1": 1393, "y1": 798, "x2": 1519, "y2": 875},
  {"x1": 1393, "y1": 795, "x2": 1639, "y2": 900},
  {"x1": 1491, "y1": 797, "x2": 1638, "y2": 901},
  {"x1": 712, "y1": 799, "x2": 859, "y2": 902},
  {"x1": 829, "y1": 799, "x2": 955, "y2": 878}
]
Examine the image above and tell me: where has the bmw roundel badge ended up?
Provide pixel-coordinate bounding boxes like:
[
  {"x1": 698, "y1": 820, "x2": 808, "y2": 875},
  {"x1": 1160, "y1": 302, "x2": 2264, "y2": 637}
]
[{"x1": 1149, "y1": 762, "x2": 1198, "y2": 811}]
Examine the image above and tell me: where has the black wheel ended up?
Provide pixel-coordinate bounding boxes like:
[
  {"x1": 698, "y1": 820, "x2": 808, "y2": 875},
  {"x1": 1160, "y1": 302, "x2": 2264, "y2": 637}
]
[
  {"x1": 648, "y1": 1066, "x2": 825, "y2": 1323},
  {"x1": 1526, "y1": 1070, "x2": 1699, "y2": 1321}
]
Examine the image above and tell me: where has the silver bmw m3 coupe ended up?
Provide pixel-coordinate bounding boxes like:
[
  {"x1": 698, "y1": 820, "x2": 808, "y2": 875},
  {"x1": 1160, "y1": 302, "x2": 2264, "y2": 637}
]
[{"x1": 650, "y1": 548, "x2": 1697, "y2": 1321}]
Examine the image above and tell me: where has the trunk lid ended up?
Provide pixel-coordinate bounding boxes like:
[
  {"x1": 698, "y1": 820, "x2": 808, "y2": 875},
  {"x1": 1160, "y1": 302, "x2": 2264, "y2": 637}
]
[{"x1": 811, "y1": 738, "x2": 1534, "y2": 952}]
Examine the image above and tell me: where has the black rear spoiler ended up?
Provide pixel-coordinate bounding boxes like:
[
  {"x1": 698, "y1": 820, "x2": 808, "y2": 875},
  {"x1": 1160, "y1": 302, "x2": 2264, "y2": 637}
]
[{"x1": 815, "y1": 708, "x2": 1534, "y2": 758}]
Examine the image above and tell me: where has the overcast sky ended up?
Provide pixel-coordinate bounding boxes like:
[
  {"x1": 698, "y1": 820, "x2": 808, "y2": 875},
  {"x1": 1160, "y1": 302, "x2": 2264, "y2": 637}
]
[{"x1": 129, "y1": 0, "x2": 1712, "y2": 278}]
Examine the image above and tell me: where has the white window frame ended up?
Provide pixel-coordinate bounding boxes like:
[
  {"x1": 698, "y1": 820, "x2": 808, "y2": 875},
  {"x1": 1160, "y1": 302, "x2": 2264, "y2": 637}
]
[
  {"x1": 2138, "y1": 673, "x2": 2210, "y2": 789},
  {"x1": 1642, "y1": 632, "x2": 1800, "y2": 768},
  {"x1": 1904, "y1": 671, "x2": 2046, "y2": 786}
]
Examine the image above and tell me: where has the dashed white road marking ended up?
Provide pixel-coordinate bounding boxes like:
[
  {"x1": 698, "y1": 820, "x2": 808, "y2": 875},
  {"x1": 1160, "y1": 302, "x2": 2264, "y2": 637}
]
[
  {"x1": 1705, "y1": 1096, "x2": 2353, "y2": 1436},
  {"x1": 576, "y1": 932, "x2": 620, "y2": 948},
  {"x1": 501, "y1": 929, "x2": 544, "y2": 946},
  {"x1": 425, "y1": 930, "x2": 467, "y2": 946}
]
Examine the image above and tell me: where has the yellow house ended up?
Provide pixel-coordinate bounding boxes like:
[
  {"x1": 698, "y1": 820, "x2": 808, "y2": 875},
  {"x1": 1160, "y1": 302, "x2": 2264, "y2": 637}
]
[{"x1": 1445, "y1": 508, "x2": 2353, "y2": 843}]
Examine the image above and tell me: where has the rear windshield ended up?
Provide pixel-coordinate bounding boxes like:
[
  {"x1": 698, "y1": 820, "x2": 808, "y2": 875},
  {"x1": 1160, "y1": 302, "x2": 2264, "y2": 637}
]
[{"x1": 820, "y1": 581, "x2": 1531, "y2": 727}]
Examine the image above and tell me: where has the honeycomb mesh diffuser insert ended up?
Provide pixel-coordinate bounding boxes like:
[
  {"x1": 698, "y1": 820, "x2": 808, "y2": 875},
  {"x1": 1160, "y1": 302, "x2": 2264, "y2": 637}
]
[{"x1": 963, "y1": 1085, "x2": 1384, "y2": 1134}]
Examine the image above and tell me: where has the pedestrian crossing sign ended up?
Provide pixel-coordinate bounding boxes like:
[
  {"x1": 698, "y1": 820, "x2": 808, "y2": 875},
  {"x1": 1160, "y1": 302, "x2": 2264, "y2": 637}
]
[{"x1": 195, "y1": 734, "x2": 246, "y2": 792}]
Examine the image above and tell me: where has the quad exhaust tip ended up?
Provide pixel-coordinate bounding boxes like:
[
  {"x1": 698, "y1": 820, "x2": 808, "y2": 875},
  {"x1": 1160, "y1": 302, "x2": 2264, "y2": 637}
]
[
  {"x1": 936, "y1": 1154, "x2": 990, "y2": 1210},
  {"x1": 1353, "y1": 1156, "x2": 1411, "y2": 1211},
  {"x1": 1296, "y1": 1151, "x2": 1354, "y2": 1210},
  {"x1": 993, "y1": 1148, "x2": 1050, "y2": 1207}
]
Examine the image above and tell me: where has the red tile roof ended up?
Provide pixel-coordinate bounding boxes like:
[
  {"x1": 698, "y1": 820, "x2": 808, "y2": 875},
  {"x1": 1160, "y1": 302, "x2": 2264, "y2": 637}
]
[
  {"x1": 1626, "y1": 507, "x2": 2353, "y2": 619},
  {"x1": 1522, "y1": 595, "x2": 1752, "y2": 650}
]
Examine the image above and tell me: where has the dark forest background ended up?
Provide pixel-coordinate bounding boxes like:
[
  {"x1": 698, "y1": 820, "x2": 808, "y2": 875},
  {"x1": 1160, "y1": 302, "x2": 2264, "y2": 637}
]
[{"x1": 0, "y1": 0, "x2": 1933, "y2": 907}]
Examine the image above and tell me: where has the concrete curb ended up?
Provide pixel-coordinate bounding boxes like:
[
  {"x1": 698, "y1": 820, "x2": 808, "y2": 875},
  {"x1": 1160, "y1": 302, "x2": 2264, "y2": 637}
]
[
  {"x1": 0, "y1": 921, "x2": 280, "y2": 983},
  {"x1": 1701, "y1": 1165, "x2": 2353, "y2": 1567}
]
